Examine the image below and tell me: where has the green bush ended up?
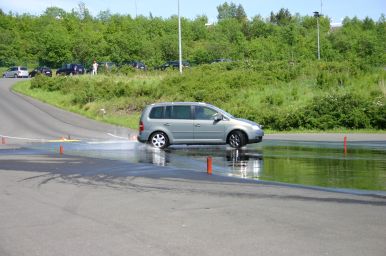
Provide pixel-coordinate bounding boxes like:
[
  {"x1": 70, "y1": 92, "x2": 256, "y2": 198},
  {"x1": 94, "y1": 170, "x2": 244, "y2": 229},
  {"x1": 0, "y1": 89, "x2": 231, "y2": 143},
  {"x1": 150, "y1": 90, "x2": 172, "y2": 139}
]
[
  {"x1": 28, "y1": 60, "x2": 386, "y2": 130},
  {"x1": 302, "y1": 93, "x2": 376, "y2": 130}
]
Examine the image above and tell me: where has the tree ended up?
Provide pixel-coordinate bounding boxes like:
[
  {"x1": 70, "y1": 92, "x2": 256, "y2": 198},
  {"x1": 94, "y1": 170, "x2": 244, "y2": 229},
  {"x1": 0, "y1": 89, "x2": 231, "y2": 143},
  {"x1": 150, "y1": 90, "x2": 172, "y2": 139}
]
[
  {"x1": 73, "y1": 2, "x2": 92, "y2": 22},
  {"x1": 97, "y1": 10, "x2": 112, "y2": 22},
  {"x1": 270, "y1": 8, "x2": 292, "y2": 25},
  {"x1": 37, "y1": 24, "x2": 72, "y2": 67},
  {"x1": 43, "y1": 7, "x2": 66, "y2": 19},
  {"x1": 217, "y1": 2, "x2": 247, "y2": 22}
]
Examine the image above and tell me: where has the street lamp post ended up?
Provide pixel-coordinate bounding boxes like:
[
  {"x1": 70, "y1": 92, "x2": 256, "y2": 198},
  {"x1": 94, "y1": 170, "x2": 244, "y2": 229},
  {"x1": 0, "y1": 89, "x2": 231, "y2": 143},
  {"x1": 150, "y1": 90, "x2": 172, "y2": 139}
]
[
  {"x1": 178, "y1": 0, "x2": 183, "y2": 74},
  {"x1": 314, "y1": 11, "x2": 321, "y2": 60}
]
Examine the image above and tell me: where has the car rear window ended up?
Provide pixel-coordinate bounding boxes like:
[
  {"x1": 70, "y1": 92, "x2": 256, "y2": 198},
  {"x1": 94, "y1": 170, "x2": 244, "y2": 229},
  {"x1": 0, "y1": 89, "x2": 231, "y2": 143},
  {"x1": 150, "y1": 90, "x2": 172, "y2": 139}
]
[
  {"x1": 20, "y1": 67, "x2": 27, "y2": 71},
  {"x1": 149, "y1": 106, "x2": 163, "y2": 119},
  {"x1": 150, "y1": 105, "x2": 192, "y2": 119}
]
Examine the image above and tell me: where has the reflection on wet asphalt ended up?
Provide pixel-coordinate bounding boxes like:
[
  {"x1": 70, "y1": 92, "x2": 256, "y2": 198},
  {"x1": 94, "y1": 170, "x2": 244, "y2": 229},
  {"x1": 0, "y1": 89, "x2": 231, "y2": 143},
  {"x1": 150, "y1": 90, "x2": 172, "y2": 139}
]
[{"x1": 3, "y1": 139, "x2": 386, "y2": 191}]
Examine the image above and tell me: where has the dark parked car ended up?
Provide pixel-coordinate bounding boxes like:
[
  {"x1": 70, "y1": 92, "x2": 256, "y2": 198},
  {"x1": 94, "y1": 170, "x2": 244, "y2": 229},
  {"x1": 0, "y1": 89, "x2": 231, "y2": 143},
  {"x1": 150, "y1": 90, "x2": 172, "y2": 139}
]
[
  {"x1": 122, "y1": 61, "x2": 147, "y2": 70},
  {"x1": 29, "y1": 67, "x2": 52, "y2": 77},
  {"x1": 158, "y1": 61, "x2": 190, "y2": 70},
  {"x1": 56, "y1": 64, "x2": 85, "y2": 76}
]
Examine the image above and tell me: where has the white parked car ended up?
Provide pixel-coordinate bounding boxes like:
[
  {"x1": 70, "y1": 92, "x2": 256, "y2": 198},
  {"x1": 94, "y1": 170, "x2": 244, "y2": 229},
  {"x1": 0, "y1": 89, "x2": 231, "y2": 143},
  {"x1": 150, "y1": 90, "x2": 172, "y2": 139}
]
[{"x1": 3, "y1": 66, "x2": 29, "y2": 78}]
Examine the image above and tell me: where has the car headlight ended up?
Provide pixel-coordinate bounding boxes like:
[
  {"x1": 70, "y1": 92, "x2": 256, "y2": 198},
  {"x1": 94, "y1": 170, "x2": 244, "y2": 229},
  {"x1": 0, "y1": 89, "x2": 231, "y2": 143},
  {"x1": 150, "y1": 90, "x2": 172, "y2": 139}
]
[{"x1": 252, "y1": 124, "x2": 263, "y2": 130}]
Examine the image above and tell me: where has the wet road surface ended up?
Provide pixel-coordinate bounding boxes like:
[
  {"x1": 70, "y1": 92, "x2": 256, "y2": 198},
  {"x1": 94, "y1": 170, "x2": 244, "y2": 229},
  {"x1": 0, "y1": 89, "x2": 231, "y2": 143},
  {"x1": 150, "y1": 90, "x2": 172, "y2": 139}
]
[{"x1": 1, "y1": 138, "x2": 385, "y2": 192}]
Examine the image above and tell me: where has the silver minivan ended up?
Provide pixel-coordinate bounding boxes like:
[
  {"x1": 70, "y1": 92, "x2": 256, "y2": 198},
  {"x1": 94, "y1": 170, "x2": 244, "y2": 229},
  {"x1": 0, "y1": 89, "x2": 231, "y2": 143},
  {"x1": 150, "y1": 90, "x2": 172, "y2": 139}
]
[
  {"x1": 3, "y1": 66, "x2": 29, "y2": 78},
  {"x1": 137, "y1": 102, "x2": 264, "y2": 149}
]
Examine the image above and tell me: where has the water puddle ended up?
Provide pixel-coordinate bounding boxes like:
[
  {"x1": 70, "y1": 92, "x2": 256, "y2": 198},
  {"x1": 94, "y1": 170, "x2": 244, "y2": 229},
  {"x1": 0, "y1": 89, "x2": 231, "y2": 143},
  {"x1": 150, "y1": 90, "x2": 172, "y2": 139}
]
[{"x1": 2, "y1": 139, "x2": 386, "y2": 191}]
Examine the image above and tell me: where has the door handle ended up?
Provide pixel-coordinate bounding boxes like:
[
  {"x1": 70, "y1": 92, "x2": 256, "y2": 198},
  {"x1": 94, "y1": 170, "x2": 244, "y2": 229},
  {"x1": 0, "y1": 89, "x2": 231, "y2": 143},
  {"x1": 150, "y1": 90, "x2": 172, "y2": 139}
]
[
  {"x1": 195, "y1": 124, "x2": 201, "y2": 127},
  {"x1": 164, "y1": 123, "x2": 171, "y2": 126}
]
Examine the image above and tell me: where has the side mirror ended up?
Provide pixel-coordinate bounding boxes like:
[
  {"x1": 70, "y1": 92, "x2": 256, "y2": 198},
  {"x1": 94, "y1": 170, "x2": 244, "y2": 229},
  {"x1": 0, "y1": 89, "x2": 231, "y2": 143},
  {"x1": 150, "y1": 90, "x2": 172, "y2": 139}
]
[{"x1": 213, "y1": 113, "x2": 223, "y2": 121}]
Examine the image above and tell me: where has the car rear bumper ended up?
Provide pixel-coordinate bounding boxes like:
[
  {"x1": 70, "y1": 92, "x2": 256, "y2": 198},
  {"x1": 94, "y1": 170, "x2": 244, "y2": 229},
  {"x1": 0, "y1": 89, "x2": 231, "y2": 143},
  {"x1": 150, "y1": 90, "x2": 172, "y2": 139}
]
[{"x1": 137, "y1": 134, "x2": 148, "y2": 143}]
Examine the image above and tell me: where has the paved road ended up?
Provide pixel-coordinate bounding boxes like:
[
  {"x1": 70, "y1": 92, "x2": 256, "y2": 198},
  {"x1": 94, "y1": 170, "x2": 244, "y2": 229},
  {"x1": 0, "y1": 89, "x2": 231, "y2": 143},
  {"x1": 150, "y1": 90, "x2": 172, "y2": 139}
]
[
  {"x1": 0, "y1": 154, "x2": 385, "y2": 256},
  {"x1": 0, "y1": 78, "x2": 130, "y2": 143},
  {"x1": 1, "y1": 78, "x2": 386, "y2": 256}
]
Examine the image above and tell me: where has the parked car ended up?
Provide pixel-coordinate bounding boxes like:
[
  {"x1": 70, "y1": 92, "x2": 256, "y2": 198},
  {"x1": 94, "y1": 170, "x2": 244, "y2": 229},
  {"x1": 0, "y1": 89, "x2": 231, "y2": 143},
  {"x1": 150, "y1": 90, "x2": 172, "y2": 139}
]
[
  {"x1": 2, "y1": 66, "x2": 29, "y2": 78},
  {"x1": 157, "y1": 60, "x2": 190, "y2": 70},
  {"x1": 98, "y1": 62, "x2": 116, "y2": 71},
  {"x1": 29, "y1": 67, "x2": 52, "y2": 77},
  {"x1": 211, "y1": 58, "x2": 232, "y2": 63},
  {"x1": 122, "y1": 61, "x2": 147, "y2": 70},
  {"x1": 56, "y1": 64, "x2": 85, "y2": 76},
  {"x1": 86, "y1": 62, "x2": 117, "y2": 73},
  {"x1": 137, "y1": 102, "x2": 264, "y2": 149}
]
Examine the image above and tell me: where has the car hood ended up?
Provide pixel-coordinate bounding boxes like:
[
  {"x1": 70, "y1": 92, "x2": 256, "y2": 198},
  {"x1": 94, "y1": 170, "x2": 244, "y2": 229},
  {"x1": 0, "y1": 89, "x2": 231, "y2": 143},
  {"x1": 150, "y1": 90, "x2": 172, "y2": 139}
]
[{"x1": 235, "y1": 118, "x2": 261, "y2": 127}]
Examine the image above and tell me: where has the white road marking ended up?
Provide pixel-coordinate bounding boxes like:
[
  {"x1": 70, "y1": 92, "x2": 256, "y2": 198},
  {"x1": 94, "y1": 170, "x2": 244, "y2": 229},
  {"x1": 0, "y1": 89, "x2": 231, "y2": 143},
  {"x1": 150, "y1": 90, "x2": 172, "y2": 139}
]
[
  {"x1": 0, "y1": 134, "x2": 48, "y2": 142},
  {"x1": 0, "y1": 134, "x2": 79, "y2": 142},
  {"x1": 107, "y1": 133, "x2": 129, "y2": 139}
]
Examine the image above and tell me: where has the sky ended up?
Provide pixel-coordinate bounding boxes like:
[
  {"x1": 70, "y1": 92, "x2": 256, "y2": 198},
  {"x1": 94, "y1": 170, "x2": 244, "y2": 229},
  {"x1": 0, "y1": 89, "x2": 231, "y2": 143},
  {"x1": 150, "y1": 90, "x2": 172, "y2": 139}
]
[{"x1": 1, "y1": 0, "x2": 385, "y2": 25}]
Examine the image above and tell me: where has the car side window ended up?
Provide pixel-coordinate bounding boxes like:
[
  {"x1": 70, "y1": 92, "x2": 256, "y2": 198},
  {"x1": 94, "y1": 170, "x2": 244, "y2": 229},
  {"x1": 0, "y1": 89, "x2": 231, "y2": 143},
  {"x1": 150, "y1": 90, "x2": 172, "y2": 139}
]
[
  {"x1": 195, "y1": 106, "x2": 217, "y2": 120},
  {"x1": 164, "y1": 105, "x2": 192, "y2": 119},
  {"x1": 149, "y1": 106, "x2": 164, "y2": 119}
]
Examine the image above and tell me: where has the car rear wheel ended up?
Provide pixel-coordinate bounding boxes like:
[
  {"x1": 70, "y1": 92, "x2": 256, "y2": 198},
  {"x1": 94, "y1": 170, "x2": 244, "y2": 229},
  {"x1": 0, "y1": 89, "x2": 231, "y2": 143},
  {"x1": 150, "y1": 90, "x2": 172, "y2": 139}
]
[
  {"x1": 228, "y1": 131, "x2": 246, "y2": 149},
  {"x1": 149, "y1": 132, "x2": 169, "y2": 149},
  {"x1": 14, "y1": 74, "x2": 17, "y2": 78}
]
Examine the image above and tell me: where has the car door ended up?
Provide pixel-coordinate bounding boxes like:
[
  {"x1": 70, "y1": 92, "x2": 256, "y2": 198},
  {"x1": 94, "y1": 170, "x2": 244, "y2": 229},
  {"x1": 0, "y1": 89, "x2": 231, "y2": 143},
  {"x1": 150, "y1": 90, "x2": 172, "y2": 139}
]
[
  {"x1": 163, "y1": 105, "x2": 194, "y2": 143},
  {"x1": 4, "y1": 68, "x2": 11, "y2": 77},
  {"x1": 5, "y1": 67, "x2": 16, "y2": 78},
  {"x1": 193, "y1": 106, "x2": 225, "y2": 143}
]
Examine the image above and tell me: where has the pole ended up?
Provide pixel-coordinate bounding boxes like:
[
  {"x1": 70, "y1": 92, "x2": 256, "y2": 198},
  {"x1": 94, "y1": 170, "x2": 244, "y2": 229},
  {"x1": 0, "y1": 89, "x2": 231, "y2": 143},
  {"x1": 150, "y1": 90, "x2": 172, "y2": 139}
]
[
  {"x1": 317, "y1": 16, "x2": 320, "y2": 60},
  {"x1": 178, "y1": 0, "x2": 183, "y2": 74},
  {"x1": 314, "y1": 11, "x2": 321, "y2": 60}
]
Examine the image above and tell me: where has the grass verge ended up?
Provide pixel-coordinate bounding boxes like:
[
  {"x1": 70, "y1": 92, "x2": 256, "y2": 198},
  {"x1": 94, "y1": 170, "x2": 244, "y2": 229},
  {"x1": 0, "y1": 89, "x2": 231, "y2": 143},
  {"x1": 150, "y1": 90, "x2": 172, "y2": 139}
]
[{"x1": 12, "y1": 79, "x2": 385, "y2": 134}]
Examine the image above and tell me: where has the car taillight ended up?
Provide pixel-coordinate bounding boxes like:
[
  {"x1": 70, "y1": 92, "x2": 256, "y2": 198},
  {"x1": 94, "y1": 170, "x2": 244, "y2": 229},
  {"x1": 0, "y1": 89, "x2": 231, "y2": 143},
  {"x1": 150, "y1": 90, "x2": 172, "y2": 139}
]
[{"x1": 139, "y1": 121, "x2": 144, "y2": 132}]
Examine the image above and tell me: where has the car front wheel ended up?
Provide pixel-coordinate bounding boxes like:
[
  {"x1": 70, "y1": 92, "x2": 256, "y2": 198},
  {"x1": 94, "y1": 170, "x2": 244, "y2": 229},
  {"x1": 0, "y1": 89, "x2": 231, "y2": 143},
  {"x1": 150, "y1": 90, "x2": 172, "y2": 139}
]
[
  {"x1": 149, "y1": 132, "x2": 169, "y2": 149},
  {"x1": 228, "y1": 131, "x2": 246, "y2": 149}
]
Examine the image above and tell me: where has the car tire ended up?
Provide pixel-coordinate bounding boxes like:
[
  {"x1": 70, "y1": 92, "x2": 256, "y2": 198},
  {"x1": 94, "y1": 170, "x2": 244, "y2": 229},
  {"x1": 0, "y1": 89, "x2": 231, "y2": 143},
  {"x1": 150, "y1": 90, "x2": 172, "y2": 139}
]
[
  {"x1": 228, "y1": 130, "x2": 246, "y2": 149},
  {"x1": 149, "y1": 132, "x2": 169, "y2": 149},
  {"x1": 14, "y1": 74, "x2": 17, "y2": 78}
]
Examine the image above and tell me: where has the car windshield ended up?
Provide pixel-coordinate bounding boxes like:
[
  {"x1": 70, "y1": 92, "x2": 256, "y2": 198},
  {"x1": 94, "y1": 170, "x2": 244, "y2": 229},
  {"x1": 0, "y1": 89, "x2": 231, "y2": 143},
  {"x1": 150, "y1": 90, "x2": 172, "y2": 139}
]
[{"x1": 20, "y1": 67, "x2": 27, "y2": 70}]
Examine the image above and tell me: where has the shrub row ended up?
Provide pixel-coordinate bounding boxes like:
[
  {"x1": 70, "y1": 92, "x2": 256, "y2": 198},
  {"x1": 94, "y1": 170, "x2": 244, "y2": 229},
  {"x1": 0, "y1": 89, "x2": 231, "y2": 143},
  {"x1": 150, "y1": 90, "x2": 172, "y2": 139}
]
[{"x1": 29, "y1": 60, "x2": 385, "y2": 130}]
